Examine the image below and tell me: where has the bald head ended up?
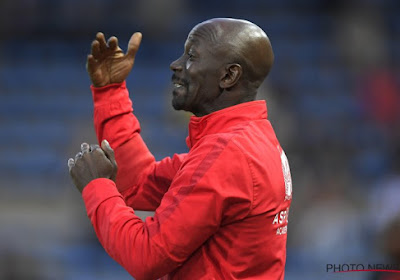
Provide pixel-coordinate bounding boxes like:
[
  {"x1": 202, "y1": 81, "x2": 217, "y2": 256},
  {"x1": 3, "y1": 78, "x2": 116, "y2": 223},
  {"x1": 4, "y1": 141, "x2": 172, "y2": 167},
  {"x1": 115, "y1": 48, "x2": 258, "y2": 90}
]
[
  {"x1": 190, "y1": 18, "x2": 274, "y2": 89},
  {"x1": 170, "y1": 18, "x2": 274, "y2": 116}
]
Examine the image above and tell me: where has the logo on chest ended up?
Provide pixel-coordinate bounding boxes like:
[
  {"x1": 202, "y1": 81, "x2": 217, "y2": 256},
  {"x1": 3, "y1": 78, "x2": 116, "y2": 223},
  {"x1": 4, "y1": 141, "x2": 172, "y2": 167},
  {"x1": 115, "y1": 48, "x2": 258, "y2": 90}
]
[{"x1": 279, "y1": 147, "x2": 292, "y2": 201}]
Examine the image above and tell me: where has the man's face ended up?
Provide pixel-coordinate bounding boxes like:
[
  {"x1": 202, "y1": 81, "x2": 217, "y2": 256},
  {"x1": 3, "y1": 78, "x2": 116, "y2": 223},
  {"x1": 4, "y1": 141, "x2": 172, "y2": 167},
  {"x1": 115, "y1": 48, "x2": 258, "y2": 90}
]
[{"x1": 170, "y1": 26, "x2": 224, "y2": 115}]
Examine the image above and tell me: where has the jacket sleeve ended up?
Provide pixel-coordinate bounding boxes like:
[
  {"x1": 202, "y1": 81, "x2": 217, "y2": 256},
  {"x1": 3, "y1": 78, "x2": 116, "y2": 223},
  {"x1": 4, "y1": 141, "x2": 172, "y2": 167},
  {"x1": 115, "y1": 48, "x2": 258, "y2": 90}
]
[
  {"x1": 82, "y1": 136, "x2": 253, "y2": 280},
  {"x1": 92, "y1": 82, "x2": 187, "y2": 211}
]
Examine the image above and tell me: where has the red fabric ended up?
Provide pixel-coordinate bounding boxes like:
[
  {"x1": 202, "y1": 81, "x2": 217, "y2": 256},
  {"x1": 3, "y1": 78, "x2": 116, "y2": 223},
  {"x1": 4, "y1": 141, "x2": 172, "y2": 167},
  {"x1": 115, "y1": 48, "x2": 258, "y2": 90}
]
[{"x1": 83, "y1": 81, "x2": 292, "y2": 279}]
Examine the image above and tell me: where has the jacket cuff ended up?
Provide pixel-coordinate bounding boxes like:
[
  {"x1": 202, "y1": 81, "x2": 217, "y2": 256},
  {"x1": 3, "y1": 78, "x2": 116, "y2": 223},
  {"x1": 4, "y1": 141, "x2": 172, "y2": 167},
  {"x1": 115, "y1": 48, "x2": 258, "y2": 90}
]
[
  {"x1": 91, "y1": 81, "x2": 129, "y2": 106},
  {"x1": 91, "y1": 80, "x2": 134, "y2": 121},
  {"x1": 82, "y1": 178, "x2": 123, "y2": 218}
]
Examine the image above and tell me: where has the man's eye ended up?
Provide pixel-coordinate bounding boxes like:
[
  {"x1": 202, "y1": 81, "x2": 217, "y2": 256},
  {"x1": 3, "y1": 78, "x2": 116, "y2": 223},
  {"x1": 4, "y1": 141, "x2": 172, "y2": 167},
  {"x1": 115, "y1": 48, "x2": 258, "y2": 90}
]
[{"x1": 188, "y1": 52, "x2": 194, "y2": 59}]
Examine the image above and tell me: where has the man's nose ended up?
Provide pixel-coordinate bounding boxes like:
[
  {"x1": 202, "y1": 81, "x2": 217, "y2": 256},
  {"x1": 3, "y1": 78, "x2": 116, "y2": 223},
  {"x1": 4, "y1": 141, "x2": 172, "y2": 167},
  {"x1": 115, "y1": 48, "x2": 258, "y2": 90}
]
[{"x1": 170, "y1": 58, "x2": 183, "y2": 71}]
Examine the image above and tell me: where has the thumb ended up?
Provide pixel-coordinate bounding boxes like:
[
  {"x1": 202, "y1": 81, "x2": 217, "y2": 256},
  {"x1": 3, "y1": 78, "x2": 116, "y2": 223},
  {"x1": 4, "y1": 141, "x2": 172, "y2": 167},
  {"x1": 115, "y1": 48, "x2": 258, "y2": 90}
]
[
  {"x1": 126, "y1": 32, "x2": 142, "y2": 59},
  {"x1": 101, "y1": 139, "x2": 116, "y2": 167}
]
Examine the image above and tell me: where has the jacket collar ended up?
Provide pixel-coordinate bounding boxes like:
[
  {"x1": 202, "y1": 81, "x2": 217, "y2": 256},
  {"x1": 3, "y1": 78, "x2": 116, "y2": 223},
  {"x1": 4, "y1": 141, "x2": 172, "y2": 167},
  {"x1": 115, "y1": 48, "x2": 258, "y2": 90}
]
[{"x1": 186, "y1": 100, "x2": 268, "y2": 149}]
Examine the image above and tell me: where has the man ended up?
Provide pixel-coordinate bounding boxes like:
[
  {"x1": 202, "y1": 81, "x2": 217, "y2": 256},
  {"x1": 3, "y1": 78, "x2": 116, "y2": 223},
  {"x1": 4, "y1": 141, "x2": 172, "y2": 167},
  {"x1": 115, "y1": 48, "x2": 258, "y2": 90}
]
[{"x1": 68, "y1": 18, "x2": 292, "y2": 279}]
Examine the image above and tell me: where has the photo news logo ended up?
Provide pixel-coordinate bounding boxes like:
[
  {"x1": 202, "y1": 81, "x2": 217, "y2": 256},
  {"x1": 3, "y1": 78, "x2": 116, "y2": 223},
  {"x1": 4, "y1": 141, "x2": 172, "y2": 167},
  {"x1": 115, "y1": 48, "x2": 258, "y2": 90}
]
[{"x1": 327, "y1": 263, "x2": 400, "y2": 273}]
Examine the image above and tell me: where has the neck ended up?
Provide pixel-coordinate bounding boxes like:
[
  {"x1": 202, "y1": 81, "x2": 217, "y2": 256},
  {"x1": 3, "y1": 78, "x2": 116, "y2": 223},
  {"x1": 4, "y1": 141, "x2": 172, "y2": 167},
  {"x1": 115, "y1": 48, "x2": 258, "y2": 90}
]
[{"x1": 192, "y1": 91, "x2": 257, "y2": 117}]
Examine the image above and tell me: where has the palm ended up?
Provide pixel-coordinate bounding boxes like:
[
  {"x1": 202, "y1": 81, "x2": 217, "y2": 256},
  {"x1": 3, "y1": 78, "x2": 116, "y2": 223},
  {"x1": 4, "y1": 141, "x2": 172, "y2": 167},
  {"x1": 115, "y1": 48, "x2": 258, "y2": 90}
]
[
  {"x1": 91, "y1": 53, "x2": 133, "y2": 86},
  {"x1": 87, "y1": 32, "x2": 142, "y2": 87}
]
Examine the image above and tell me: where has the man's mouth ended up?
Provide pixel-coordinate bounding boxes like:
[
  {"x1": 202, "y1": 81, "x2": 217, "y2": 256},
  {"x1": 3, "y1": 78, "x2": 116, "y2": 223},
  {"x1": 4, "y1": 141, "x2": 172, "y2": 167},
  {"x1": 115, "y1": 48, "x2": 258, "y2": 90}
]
[
  {"x1": 172, "y1": 74, "x2": 186, "y2": 89},
  {"x1": 174, "y1": 83, "x2": 184, "y2": 89}
]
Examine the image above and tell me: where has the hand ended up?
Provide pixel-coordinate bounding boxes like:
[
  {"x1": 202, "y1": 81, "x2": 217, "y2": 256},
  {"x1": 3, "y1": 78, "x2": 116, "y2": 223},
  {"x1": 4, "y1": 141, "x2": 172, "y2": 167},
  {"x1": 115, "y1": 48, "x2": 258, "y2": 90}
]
[
  {"x1": 68, "y1": 140, "x2": 118, "y2": 193},
  {"x1": 87, "y1": 32, "x2": 142, "y2": 87}
]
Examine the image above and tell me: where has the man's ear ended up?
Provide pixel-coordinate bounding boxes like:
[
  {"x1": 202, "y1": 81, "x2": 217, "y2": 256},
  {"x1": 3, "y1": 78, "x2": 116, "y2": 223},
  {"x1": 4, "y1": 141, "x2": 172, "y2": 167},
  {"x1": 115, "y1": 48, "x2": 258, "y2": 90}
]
[{"x1": 219, "y1": 64, "x2": 242, "y2": 89}]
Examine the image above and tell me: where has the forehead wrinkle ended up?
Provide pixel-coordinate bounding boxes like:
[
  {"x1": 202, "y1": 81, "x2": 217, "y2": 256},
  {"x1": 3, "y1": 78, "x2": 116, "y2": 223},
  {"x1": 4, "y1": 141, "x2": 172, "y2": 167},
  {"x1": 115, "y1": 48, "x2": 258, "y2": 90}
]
[{"x1": 189, "y1": 23, "x2": 222, "y2": 46}]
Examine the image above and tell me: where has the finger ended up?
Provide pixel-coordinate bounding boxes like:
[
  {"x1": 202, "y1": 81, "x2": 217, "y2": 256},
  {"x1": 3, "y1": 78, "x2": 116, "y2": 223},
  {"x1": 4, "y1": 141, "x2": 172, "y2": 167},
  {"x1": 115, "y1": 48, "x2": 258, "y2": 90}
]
[
  {"x1": 108, "y1": 36, "x2": 124, "y2": 58},
  {"x1": 90, "y1": 144, "x2": 100, "y2": 152},
  {"x1": 101, "y1": 139, "x2": 117, "y2": 181},
  {"x1": 101, "y1": 139, "x2": 116, "y2": 165},
  {"x1": 126, "y1": 32, "x2": 142, "y2": 59},
  {"x1": 68, "y1": 158, "x2": 75, "y2": 172},
  {"x1": 108, "y1": 36, "x2": 119, "y2": 50},
  {"x1": 96, "y1": 32, "x2": 107, "y2": 53},
  {"x1": 91, "y1": 40, "x2": 101, "y2": 59},
  {"x1": 90, "y1": 144, "x2": 109, "y2": 164},
  {"x1": 86, "y1": 54, "x2": 97, "y2": 72},
  {"x1": 75, "y1": 152, "x2": 83, "y2": 161},
  {"x1": 81, "y1": 142, "x2": 90, "y2": 153}
]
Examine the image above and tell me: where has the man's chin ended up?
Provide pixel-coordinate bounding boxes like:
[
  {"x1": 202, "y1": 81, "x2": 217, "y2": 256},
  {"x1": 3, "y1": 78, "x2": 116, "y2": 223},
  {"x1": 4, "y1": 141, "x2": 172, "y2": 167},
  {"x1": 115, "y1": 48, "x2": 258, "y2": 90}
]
[
  {"x1": 171, "y1": 96, "x2": 185, "y2": 111},
  {"x1": 171, "y1": 90, "x2": 190, "y2": 110}
]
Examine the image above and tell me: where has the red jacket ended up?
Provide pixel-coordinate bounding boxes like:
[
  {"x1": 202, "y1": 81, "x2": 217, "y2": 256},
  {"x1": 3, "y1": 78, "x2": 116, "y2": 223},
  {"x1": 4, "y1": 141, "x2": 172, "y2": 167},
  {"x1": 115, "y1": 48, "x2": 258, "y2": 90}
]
[{"x1": 83, "y1": 82, "x2": 292, "y2": 279}]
